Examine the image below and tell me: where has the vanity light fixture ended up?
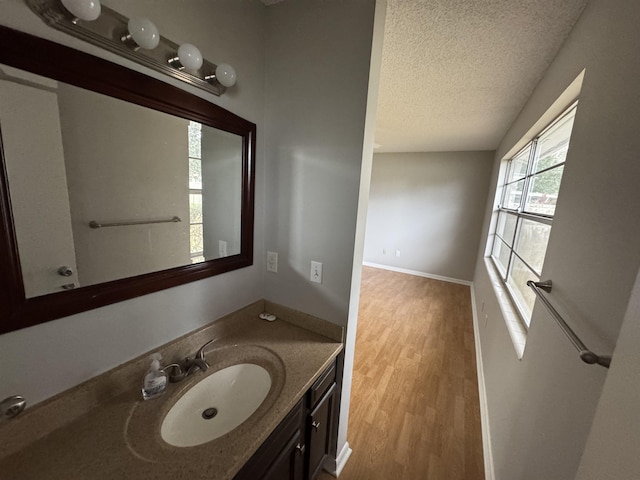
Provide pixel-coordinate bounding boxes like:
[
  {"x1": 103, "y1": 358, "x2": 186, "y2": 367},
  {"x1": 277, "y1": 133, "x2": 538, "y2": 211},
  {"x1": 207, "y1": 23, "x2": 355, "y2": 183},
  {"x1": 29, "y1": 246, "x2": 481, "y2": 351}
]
[
  {"x1": 122, "y1": 17, "x2": 160, "y2": 51},
  {"x1": 60, "y1": 0, "x2": 101, "y2": 23},
  {"x1": 169, "y1": 43, "x2": 204, "y2": 72},
  {"x1": 25, "y1": 0, "x2": 236, "y2": 96},
  {"x1": 208, "y1": 63, "x2": 237, "y2": 88}
]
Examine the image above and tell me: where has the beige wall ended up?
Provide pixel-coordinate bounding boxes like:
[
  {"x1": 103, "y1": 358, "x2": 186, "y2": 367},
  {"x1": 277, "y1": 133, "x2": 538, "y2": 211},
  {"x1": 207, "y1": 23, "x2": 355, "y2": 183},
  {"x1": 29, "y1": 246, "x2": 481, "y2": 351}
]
[
  {"x1": 364, "y1": 151, "x2": 494, "y2": 281},
  {"x1": 472, "y1": 1, "x2": 640, "y2": 479}
]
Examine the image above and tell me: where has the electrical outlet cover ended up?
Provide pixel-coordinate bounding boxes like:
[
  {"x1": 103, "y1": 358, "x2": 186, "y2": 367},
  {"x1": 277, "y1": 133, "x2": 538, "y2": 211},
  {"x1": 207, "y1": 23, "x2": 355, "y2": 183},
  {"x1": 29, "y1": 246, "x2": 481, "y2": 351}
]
[{"x1": 267, "y1": 251, "x2": 278, "y2": 273}]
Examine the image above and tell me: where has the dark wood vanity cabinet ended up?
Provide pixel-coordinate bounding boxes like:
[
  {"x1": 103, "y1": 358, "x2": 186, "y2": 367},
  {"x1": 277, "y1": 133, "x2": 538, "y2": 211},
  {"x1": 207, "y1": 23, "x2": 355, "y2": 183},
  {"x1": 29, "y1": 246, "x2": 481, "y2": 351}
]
[{"x1": 235, "y1": 356, "x2": 340, "y2": 480}]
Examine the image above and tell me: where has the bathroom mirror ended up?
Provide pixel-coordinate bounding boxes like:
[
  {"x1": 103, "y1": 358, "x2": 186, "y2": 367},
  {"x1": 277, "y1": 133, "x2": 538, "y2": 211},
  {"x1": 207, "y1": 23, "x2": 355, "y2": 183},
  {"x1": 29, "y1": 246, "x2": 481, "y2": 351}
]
[{"x1": 0, "y1": 26, "x2": 255, "y2": 334}]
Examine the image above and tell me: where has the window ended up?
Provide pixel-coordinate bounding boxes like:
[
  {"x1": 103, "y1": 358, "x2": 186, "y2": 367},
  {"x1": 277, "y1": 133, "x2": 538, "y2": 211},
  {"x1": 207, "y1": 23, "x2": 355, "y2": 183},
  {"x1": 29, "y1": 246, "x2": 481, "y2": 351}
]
[
  {"x1": 491, "y1": 103, "x2": 577, "y2": 326},
  {"x1": 188, "y1": 121, "x2": 205, "y2": 263}
]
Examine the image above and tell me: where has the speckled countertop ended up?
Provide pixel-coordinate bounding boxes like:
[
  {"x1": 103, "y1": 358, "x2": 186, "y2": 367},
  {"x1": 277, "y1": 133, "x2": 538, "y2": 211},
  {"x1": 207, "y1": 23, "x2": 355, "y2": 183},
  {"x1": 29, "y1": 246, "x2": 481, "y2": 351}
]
[{"x1": 0, "y1": 300, "x2": 343, "y2": 480}]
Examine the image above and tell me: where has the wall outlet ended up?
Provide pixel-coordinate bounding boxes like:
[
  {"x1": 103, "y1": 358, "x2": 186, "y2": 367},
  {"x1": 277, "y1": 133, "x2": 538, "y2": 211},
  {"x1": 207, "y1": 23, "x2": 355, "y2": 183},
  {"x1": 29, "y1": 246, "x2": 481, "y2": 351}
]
[
  {"x1": 395, "y1": 250, "x2": 401, "y2": 257},
  {"x1": 218, "y1": 240, "x2": 227, "y2": 257},
  {"x1": 267, "y1": 251, "x2": 278, "y2": 273},
  {"x1": 382, "y1": 248, "x2": 386, "y2": 255},
  {"x1": 310, "y1": 261, "x2": 322, "y2": 284}
]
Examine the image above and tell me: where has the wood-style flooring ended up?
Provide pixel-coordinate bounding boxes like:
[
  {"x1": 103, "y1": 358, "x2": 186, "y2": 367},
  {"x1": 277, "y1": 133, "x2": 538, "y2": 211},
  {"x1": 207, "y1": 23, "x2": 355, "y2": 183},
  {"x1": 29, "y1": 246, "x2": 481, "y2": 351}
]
[{"x1": 319, "y1": 266, "x2": 484, "y2": 480}]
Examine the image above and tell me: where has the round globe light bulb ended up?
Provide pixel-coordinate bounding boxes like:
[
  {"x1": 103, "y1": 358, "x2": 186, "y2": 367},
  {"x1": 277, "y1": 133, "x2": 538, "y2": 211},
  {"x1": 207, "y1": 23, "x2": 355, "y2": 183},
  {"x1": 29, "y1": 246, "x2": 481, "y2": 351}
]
[
  {"x1": 60, "y1": 0, "x2": 101, "y2": 21},
  {"x1": 215, "y1": 63, "x2": 237, "y2": 88},
  {"x1": 127, "y1": 17, "x2": 160, "y2": 50},
  {"x1": 177, "y1": 44, "x2": 203, "y2": 71}
]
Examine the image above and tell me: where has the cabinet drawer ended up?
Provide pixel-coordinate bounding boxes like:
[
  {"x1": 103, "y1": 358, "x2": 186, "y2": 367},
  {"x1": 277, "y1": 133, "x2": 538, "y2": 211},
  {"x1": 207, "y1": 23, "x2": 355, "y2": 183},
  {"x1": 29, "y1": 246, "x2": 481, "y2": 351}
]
[{"x1": 308, "y1": 361, "x2": 336, "y2": 408}]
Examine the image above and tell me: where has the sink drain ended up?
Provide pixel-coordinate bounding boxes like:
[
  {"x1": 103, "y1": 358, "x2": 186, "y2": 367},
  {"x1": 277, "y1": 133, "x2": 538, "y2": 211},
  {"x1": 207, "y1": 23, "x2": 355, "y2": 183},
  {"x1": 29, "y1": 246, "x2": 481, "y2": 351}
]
[{"x1": 202, "y1": 407, "x2": 218, "y2": 420}]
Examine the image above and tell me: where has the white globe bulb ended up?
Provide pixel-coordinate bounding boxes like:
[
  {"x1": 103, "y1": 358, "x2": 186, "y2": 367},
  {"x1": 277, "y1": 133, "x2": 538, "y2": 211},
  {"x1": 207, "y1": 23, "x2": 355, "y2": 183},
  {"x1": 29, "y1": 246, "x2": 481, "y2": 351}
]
[
  {"x1": 60, "y1": 0, "x2": 101, "y2": 21},
  {"x1": 127, "y1": 17, "x2": 160, "y2": 50},
  {"x1": 215, "y1": 63, "x2": 237, "y2": 87},
  {"x1": 177, "y1": 44, "x2": 203, "y2": 71}
]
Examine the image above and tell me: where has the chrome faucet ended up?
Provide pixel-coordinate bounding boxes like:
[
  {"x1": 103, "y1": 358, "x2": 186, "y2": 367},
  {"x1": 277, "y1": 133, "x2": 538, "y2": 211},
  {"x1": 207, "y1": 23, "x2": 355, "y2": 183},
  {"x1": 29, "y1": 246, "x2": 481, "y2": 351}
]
[{"x1": 166, "y1": 338, "x2": 217, "y2": 383}]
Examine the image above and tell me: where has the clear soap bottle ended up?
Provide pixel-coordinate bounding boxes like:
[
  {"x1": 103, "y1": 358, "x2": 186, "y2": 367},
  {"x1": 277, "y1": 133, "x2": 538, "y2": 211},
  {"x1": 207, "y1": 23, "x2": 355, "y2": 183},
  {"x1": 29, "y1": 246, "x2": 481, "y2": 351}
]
[{"x1": 141, "y1": 352, "x2": 168, "y2": 400}]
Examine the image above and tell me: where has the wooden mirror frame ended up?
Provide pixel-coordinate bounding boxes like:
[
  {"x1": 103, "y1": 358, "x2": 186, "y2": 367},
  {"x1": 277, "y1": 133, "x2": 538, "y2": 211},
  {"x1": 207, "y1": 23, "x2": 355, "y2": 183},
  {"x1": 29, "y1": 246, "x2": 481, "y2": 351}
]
[{"x1": 0, "y1": 26, "x2": 255, "y2": 334}]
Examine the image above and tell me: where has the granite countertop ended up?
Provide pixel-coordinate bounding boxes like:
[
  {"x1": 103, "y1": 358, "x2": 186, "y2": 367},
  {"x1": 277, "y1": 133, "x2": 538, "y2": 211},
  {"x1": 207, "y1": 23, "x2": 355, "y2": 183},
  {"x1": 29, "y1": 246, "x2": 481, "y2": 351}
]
[{"x1": 0, "y1": 301, "x2": 343, "y2": 480}]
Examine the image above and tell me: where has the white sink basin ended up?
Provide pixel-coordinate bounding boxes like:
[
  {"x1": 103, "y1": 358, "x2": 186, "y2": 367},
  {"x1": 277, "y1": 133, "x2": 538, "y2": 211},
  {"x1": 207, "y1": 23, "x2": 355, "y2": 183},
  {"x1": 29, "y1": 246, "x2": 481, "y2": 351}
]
[{"x1": 160, "y1": 363, "x2": 271, "y2": 447}]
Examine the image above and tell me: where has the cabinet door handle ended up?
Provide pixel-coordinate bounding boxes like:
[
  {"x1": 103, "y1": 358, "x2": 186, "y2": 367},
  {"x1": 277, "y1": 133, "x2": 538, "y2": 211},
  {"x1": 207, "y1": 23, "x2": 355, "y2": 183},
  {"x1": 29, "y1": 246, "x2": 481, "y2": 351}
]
[
  {"x1": 296, "y1": 443, "x2": 305, "y2": 455},
  {"x1": 312, "y1": 421, "x2": 321, "y2": 431}
]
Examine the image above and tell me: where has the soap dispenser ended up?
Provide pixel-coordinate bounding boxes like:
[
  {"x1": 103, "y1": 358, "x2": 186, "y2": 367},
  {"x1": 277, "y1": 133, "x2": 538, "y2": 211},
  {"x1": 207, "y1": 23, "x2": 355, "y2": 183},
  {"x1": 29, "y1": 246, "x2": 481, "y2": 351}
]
[{"x1": 141, "y1": 352, "x2": 168, "y2": 400}]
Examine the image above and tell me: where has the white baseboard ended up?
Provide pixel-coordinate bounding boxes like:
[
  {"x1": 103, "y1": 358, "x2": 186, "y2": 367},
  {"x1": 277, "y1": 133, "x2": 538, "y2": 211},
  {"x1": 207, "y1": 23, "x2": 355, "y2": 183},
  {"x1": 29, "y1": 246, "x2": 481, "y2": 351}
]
[
  {"x1": 323, "y1": 441, "x2": 352, "y2": 478},
  {"x1": 363, "y1": 262, "x2": 472, "y2": 286},
  {"x1": 470, "y1": 285, "x2": 496, "y2": 480}
]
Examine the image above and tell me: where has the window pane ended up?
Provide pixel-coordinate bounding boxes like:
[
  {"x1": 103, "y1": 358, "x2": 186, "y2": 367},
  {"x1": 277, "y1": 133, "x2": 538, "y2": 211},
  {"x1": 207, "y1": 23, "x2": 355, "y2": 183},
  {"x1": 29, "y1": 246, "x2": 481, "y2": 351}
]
[
  {"x1": 189, "y1": 158, "x2": 202, "y2": 190},
  {"x1": 190, "y1": 224, "x2": 203, "y2": 255},
  {"x1": 507, "y1": 146, "x2": 531, "y2": 183},
  {"x1": 525, "y1": 165, "x2": 564, "y2": 215},
  {"x1": 189, "y1": 193, "x2": 202, "y2": 223},
  {"x1": 491, "y1": 238, "x2": 511, "y2": 277},
  {"x1": 503, "y1": 180, "x2": 525, "y2": 210},
  {"x1": 496, "y1": 211, "x2": 517, "y2": 246},
  {"x1": 507, "y1": 256, "x2": 537, "y2": 324},
  {"x1": 533, "y1": 108, "x2": 576, "y2": 173},
  {"x1": 188, "y1": 121, "x2": 201, "y2": 159},
  {"x1": 514, "y1": 219, "x2": 551, "y2": 275}
]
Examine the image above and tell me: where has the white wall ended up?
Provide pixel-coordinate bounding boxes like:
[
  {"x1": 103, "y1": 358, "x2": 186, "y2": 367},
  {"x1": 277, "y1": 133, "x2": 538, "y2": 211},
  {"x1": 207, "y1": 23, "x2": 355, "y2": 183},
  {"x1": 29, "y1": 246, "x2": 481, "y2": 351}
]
[
  {"x1": 472, "y1": 1, "x2": 640, "y2": 479},
  {"x1": 262, "y1": 0, "x2": 376, "y2": 325},
  {"x1": 0, "y1": 0, "x2": 267, "y2": 406},
  {"x1": 364, "y1": 151, "x2": 493, "y2": 281},
  {"x1": 575, "y1": 268, "x2": 640, "y2": 480},
  {"x1": 339, "y1": 0, "x2": 387, "y2": 468},
  {"x1": 202, "y1": 128, "x2": 243, "y2": 258},
  {"x1": 59, "y1": 84, "x2": 191, "y2": 286}
]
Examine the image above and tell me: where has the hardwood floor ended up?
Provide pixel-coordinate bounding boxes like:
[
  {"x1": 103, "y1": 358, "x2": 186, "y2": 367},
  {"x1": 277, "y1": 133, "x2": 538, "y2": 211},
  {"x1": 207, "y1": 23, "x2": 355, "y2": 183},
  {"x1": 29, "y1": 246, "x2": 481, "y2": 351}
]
[{"x1": 319, "y1": 266, "x2": 484, "y2": 480}]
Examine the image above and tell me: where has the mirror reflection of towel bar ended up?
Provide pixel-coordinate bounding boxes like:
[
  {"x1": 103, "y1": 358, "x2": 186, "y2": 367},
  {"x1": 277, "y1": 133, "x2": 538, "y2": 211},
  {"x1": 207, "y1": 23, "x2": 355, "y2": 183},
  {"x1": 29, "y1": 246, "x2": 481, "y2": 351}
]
[
  {"x1": 527, "y1": 280, "x2": 611, "y2": 368},
  {"x1": 89, "y1": 216, "x2": 181, "y2": 229}
]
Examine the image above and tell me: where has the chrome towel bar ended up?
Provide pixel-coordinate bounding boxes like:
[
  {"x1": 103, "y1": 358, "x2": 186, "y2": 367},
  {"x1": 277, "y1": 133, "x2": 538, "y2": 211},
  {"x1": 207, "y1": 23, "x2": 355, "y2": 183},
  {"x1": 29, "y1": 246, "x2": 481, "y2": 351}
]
[
  {"x1": 89, "y1": 216, "x2": 181, "y2": 229},
  {"x1": 527, "y1": 280, "x2": 612, "y2": 369}
]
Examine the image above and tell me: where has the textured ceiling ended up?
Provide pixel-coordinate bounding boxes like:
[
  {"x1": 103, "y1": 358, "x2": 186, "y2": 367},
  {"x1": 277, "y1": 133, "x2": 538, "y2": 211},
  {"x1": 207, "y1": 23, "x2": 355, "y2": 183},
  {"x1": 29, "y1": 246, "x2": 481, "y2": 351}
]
[{"x1": 375, "y1": 0, "x2": 589, "y2": 152}]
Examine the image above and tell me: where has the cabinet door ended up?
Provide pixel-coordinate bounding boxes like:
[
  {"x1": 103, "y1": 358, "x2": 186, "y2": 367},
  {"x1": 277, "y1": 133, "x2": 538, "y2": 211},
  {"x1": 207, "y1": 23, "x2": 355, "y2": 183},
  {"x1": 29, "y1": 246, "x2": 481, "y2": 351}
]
[
  {"x1": 307, "y1": 383, "x2": 336, "y2": 480},
  {"x1": 263, "y1": 429, "x2": 305, "y2": 480},
  {"x1": 234, "y1": 399, "x2": 305, "y2": 480}
]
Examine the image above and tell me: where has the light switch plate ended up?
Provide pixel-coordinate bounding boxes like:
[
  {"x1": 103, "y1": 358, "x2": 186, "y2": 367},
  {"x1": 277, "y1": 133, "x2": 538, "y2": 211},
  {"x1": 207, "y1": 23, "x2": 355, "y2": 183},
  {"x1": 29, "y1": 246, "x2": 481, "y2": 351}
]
[{"x1": 310, "y1": 261, "x2": 322, "y2": 284}]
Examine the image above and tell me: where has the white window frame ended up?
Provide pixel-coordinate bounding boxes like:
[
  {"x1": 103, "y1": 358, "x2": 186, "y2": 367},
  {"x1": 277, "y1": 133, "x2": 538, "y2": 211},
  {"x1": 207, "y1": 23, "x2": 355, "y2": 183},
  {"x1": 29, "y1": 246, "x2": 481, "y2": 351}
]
[{"x1": 490, "y1": 102, "x2": 578, "y2": 327}]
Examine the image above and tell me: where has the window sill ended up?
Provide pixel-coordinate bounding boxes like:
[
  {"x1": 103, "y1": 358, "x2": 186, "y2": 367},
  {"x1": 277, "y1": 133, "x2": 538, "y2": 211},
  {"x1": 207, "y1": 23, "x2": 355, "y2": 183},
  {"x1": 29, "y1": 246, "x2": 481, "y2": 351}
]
[{"x1": 483, "y1": 257, "x2": 527, "y2": 359}]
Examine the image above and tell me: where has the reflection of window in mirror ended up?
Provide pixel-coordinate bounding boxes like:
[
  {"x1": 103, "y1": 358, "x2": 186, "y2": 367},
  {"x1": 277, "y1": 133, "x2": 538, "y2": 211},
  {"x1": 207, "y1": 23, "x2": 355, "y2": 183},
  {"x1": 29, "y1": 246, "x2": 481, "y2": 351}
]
[{"x1": 188, "y1": 121, "x2": 205, "y2": 263}]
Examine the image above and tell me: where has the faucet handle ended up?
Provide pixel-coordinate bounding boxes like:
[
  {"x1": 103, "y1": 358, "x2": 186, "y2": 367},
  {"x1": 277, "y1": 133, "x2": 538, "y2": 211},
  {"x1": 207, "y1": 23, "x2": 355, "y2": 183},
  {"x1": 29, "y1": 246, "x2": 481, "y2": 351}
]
[
  {"x1": 165, "y1": 363, "x2": 187, "y2": 383},
  {"x1": 194, "y1": 338, "x2": 217, "y2": 362}
]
